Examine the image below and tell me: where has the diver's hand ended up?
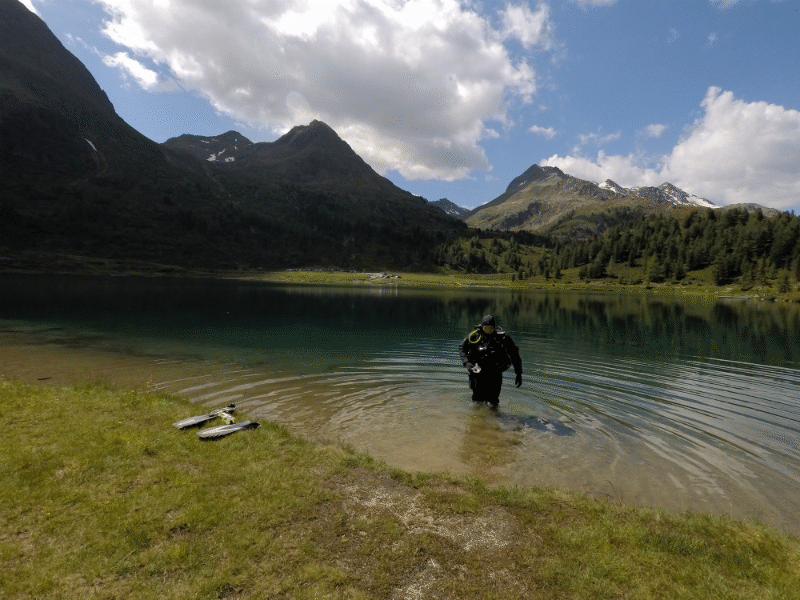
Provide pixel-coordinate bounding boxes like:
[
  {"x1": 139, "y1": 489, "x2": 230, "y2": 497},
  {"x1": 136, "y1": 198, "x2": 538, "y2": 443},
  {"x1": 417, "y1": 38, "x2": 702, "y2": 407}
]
[{"x1": 515, "y1": 373, "x2": 522, "y2": 387}]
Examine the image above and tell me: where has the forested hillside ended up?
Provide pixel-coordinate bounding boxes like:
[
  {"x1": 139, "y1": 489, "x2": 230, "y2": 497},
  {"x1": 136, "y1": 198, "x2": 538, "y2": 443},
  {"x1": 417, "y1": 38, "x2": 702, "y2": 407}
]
[
  {"x1": 434, "y1": 207, "x2": 800, "y2": 293},
  {"x1": 560, "y1": 208, "x2": 800, "y2": 288},
  {"x1": 432, "y1": 230, "x2": 553, "y2": 275}
]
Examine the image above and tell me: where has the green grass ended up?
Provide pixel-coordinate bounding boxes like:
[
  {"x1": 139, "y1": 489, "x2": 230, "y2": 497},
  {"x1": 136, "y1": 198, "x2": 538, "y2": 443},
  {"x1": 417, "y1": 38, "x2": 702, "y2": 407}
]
[
  {"x1": 4, "y1": 248, "x2": 799, "y2": 302},
  {"x1": 2, "y1": 379, "x2": 799, "y2": 599},
  {"x1": 250, "y1": 269, "x2": 522, "y2": 288},
  {"x1": 247, "y1": 268, "x2": 800, "y2": 302}
]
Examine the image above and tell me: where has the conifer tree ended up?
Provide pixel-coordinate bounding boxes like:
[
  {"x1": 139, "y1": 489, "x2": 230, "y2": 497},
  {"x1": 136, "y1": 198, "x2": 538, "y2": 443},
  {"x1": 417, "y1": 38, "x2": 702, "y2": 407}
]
[
  {"x1": 779, "y1": 272, "x2": 790, "y2": 293},
  {"x1": 740, "y1": 262, "x2": 754, "y2": 290}
]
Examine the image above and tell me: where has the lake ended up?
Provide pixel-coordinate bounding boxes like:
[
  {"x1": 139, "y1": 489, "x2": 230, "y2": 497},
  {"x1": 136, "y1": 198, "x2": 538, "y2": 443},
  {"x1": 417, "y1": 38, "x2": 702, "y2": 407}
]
[{"x1": 2, "y1": 274, "x2": 799, "y2": 537}]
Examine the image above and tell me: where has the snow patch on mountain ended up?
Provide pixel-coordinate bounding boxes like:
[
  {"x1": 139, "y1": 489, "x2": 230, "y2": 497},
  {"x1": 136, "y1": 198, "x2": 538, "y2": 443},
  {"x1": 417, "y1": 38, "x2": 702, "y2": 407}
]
[
  {"x1": 597, "y1": 179, "x2": 716, "y2": 209},
  {"x1": 598, "y1": 179, "x2": 626, "y2": 195},
  {"x1": 657, "y1": 183, "x2": 716, "y2": 208},
  {"x1": 207, "y1": 148, "x2": 229, "y2": 162},
  {"x1": 430, "y1": 198, "x2": 469, "y2": 219}
]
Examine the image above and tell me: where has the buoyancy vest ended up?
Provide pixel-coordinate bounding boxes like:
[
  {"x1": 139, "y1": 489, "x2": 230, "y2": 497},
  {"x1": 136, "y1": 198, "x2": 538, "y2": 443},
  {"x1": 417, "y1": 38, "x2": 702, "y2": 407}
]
[{"x1": 466, "y1": 328, "x2": 513, "y2": 374}]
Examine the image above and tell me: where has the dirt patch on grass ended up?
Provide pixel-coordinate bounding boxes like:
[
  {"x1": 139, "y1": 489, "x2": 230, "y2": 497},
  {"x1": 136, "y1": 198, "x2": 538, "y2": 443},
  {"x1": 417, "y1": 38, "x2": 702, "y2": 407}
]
[
  {"x1": 336, "y1": 473, "x2": 517, "y2": 551},
  {"x1": 306, "y1": 468, "x2": 537, "y2": 599}
]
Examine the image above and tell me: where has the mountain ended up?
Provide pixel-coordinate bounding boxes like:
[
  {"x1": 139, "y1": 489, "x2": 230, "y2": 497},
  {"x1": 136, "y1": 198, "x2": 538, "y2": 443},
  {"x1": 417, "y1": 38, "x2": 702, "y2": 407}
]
[
  {"x1": 599, "y1": 180, "x2": 716, "y2": 209},
  {"x1": 162, "y1": 131, "x2": 254, "y2": 165},
  {"x1": 0, "y1": 0, "x2": 179, "y2": 183},
  {"x1": 1, "y1": 0, "x2": 230, "y2": 265},
  {"x1": 0, "y1": 0, "x2": 464, "y2": 271},
  {"x1": 719, "y1": 203, "x2": 780, "y2": 218},
  {"x1": 2, "y1": 0, "x2": 782, "y2": 274},
  {"x1": 466, "y1": 164, "x2": 718, "y2": 239},
  {"x1": 161, "y1": 122, "x2": 459, "y2": 249},
  {"x1": 163, "y1": 120, "x2": 418, "y2": 197},
  {"x1": 430, "y1": 198, "x2": 470, "y2": 219}
]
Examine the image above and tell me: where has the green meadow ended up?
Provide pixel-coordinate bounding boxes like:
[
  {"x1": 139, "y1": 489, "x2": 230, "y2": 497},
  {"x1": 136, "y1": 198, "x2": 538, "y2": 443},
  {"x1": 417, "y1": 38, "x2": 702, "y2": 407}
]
[
  {"x1": 247, "y1": 267, "x2": 800, "y2": 303},
  {"x1": 2, "y1": 379, "x2": 798, "y2": 599}
]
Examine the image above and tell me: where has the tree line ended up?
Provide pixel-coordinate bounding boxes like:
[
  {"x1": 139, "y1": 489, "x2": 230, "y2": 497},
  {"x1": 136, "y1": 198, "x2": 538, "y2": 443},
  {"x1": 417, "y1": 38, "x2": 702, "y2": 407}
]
[
  {"x1": 560, "y1": 207, "x2": 800, "y2": 288},
  {"x1": 433, "y1": 207, "x2": 800, "y2": 290},
  {"x1": 432, "y1": 230, "x2": 552, "y2": 275}
]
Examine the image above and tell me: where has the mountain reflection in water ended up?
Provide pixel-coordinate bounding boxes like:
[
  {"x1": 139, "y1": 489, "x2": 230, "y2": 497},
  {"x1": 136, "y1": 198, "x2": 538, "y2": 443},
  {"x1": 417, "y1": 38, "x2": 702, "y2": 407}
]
[{"x1": 1, "y1": 274, "x2": 799, "y2": 537}]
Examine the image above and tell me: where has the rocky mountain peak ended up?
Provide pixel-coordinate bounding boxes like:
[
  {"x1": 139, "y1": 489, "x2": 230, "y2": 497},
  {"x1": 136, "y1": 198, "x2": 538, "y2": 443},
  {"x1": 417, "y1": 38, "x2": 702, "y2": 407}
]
[
  {"x1": 0, "y1": 0, "x2": 115, "y2": 117},
  {"x1": 279, "y1": 119, "x2": 345, "y2": 150},
  {"x1": 598, "y1": 179, "x2": 626, "y2": 195},
  {"x1": 467, "y1": 162, "x2": 720, "y2": 234},
  {"x1": 505, "y1": 164, "x2": 565, "y2": 194},
  {"x1": 217, "y1": 130, "x2": 249, "y2": 142},
  {"x1": 162, "y1": 131, "x2": 254, "y2": 163},
  {"x1": 430, "y1": 198, "x2": 470, "y2": 219},
  {"x1": 628, "y1": 182, "x2": 715, "y2": 208}
]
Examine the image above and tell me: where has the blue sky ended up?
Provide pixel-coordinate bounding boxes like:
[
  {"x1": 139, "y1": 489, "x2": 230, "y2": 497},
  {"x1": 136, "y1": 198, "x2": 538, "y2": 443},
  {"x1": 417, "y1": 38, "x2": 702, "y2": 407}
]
[{"x1": 23, "y1": 0, "x2": 800, "y2": 212}]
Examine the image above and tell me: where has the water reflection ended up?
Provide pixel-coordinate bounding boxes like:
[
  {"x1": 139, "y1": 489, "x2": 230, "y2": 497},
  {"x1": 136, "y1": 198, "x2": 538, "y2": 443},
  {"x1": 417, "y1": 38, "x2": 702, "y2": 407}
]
[
  {"x1": 1, "y1": 274, "x2": 800, "y2": 536},
  {"x1": 498, "y1": 292, "x2": 800, "y2": 366},
  {"x1": 459, "y1": 407, "x2": 522, "y2": 482}
]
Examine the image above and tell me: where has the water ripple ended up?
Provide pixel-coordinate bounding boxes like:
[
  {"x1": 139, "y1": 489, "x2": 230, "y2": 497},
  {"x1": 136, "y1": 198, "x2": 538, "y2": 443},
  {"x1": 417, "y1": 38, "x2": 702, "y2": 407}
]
[{"x1": 4, "y1": 277, "x2": 800, "y2": 536}]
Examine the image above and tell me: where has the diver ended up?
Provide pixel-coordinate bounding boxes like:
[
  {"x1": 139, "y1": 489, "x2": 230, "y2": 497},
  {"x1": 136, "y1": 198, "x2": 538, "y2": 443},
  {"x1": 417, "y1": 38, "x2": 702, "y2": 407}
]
[{"x1": 459, "y1": 315, "x2": 523, "y2": 408}]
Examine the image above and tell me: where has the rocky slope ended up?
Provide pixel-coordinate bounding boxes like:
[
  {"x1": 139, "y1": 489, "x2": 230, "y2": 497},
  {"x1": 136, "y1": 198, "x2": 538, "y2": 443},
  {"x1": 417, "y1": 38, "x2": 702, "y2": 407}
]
[
  {"x1": 0, "y1": 0, "x2": 463, "y2": 270},
  {"x1": 466, "y1": 164, "x2": 717, "y2": 237},
  {"x1": 430, "y1": 198, "x2": 471, "y2": 219}
]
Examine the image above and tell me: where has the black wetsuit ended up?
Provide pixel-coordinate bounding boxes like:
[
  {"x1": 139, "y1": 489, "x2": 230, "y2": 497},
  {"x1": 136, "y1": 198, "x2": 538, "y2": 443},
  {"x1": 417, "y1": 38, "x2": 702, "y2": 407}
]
[{"x1": 459, "y1": 327, "x2": 522, "y2": 406}]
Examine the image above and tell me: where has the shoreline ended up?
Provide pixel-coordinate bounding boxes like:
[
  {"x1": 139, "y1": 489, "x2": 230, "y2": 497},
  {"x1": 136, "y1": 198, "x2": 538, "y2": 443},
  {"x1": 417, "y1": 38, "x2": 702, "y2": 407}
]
[
  {"x1": 3, "y1": 249, "x2": 798, "y2": 302},
  {"x1": 3, "y1": 327, "x2": 798, "y2": 540},
  {"x1": 2, "y1": 377, "x2": 799, "y2": 598}
]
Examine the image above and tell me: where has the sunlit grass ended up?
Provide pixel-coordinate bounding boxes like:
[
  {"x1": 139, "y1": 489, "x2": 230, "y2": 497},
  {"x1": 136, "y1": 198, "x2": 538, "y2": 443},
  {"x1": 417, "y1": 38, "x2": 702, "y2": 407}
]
[
  {"x1": 251, "y1": 267, "x2": 787, "y2": 301},
  {"x1": 5, "y1": 250, "x2": 798, "y2": 301},
  {"x1": 2, "y1": 379, "x2": 798, "y2": 599}
]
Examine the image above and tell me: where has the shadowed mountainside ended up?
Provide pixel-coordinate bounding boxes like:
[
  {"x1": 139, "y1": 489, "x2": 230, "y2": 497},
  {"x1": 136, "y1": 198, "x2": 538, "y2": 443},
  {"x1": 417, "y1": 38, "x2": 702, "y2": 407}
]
[{"x1": 0, "y1": 0, "x2": 464, "y2": 271}]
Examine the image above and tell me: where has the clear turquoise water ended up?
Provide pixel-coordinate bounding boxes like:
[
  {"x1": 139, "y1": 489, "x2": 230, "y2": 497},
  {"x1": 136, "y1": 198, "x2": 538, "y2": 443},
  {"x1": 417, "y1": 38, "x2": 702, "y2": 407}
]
[{"x1": 2, "y1": 274, "x2": 799, "y2": 536}]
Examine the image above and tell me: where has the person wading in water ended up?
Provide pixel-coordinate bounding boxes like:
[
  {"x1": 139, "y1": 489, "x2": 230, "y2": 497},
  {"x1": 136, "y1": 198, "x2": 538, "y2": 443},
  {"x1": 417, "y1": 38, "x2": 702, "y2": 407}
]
[{"x1": 459, "y1": 315, "x2": 523, "y2": 408}]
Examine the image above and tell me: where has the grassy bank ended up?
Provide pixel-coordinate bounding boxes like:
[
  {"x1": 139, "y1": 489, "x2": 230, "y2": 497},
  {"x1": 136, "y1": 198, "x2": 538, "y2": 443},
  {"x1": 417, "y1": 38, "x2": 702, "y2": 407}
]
[
  {"x1": 2, "y1": 379, "x2": 798, "y2": 599},
  {"x1": 3, "y1": 248, "x2": 800, "y2": 301},
  {"x1": 245, "y1": 268, "x2": 800, "y2": 302}
]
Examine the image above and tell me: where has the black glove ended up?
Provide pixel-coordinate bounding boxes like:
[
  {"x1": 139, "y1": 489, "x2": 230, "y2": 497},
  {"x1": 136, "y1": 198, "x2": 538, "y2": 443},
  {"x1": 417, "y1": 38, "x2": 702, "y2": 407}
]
[{"x1": 515, "y1": 373, "x2": 523, "y2": 387}]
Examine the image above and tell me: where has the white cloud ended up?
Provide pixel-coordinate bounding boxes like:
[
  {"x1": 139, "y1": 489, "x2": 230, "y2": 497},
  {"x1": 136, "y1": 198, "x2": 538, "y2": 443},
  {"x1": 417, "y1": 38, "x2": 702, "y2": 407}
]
[
  {"x1": 19, "y1": 0, "x2": 38, "y2": 14},
  {"x1": 641, "y1": 124, "x2": 667, "y2": 138},
  {"x1": 664, "y1": 87, "x2": 800, "y2": 208},
  {"x1": 576, "y1": 130, "x2": 621, "y2": 149},
  {"x1": 530, "y1": 125, "x2": 557, "y2": 139},
  {"x1": 542, "y1": 151, "x2": 662, "y2": 187},
  {"x1": 705, "y1": 32, "x2": 718, "y2": 48},
  {"x1": 570, "y1": 0, "x2": 617, "y2": 8},
  {"x1": 102, "y1": 51, "x2": 159, "y2": 89},
  {"x1": 543, "y1": 88, "x2": 800, "y2": 209},
  {"x1": 500, "y1": 3, "x2": 556, "y2": 50},
  {"x1": 709, "y1": 0, "x2": 741, "y2": 10},
  {"x1": 667, "y1": 28, "x2": 680, "y2": 44},
  {"x1": 709, "y1": 0, "x2": 784, "y2": 11},
  {"x1": 92, "y1": 0, "x2": 557, "y2": 181}
]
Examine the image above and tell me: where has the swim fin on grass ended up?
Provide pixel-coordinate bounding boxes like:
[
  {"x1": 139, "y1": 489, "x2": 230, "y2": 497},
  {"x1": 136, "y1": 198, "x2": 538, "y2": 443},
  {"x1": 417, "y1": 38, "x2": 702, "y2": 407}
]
[
  {"x1": 198, "y1": 420, "x2": 260, "y2": 440},
  {"x1": 172, "y1": 404, "x2": 236, "y2": 430}
]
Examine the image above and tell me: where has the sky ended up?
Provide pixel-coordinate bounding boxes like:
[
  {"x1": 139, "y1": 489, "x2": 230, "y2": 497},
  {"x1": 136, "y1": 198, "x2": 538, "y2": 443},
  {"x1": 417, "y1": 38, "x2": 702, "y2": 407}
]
[{"x1": 21, "y1": 0, "x2": 800, "y2": 213}]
